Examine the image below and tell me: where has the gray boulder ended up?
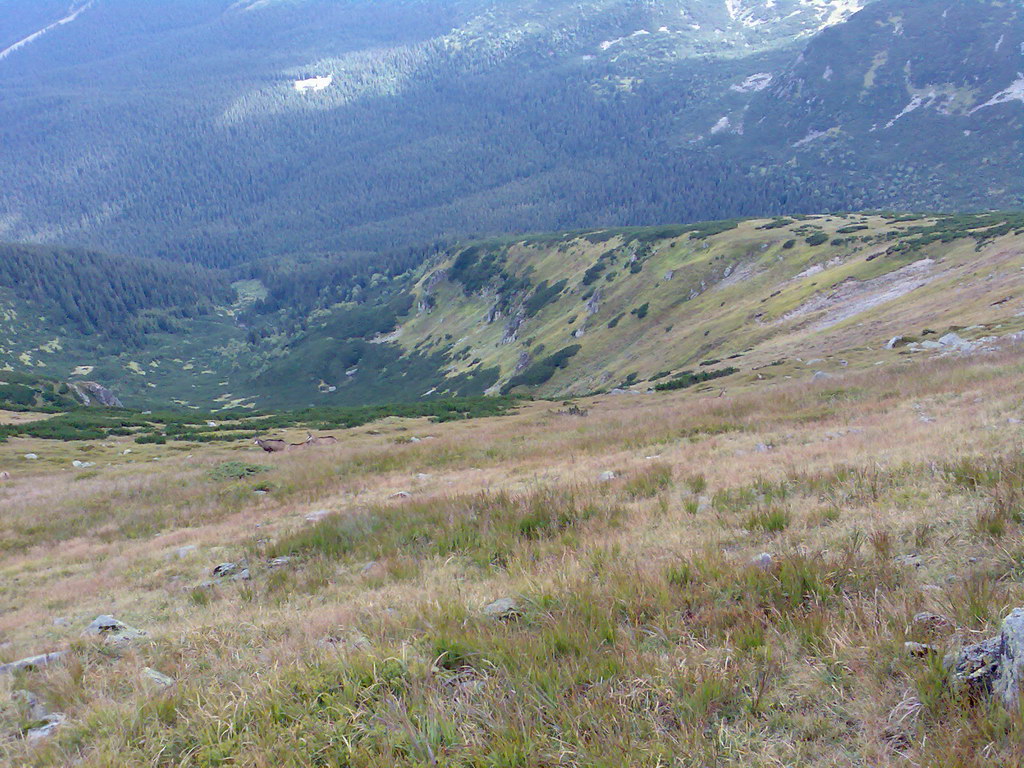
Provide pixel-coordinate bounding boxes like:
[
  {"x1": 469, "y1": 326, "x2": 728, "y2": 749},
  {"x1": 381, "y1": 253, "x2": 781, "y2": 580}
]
[
  {"x1": 83, "y1": 615, "x2": 146, "y2": 643},
  {"x1": 0, "y1": 651, "x2": 65, "y2": 675},
  {"x1": 483, "y1": 597, "x2": 520, "y2": 620},
  {"x1": 26, "y1": 713, "x2": 65, "y2": 742},
  {"x1": 141, "y1": 667, "x2": 175, "y2": 689},
  {"x1": 945, "y1": 608, "x2": 1024, "y2": 709}
]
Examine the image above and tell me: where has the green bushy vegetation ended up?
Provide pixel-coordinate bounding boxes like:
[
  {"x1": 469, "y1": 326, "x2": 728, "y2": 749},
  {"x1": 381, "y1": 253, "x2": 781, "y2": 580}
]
[
  {"x1": 209, "y1": 462, "x2": 272, "y2": 481},
  {"x1": 268, "y1": 487, "x2": 620, "y2": 567},
  {"x1": 524, "y1": 279, "x2": 568, "y2": 317},
  {"x1": 0, "y1": 373, "x2": 84, "y2": 413},
  {"x1": 0, "y1": 397, "x2": 520, "y2": 444},
  {"x1": 654, "y1": 367, "x2": 738, "y2": 392},
  {"x1": 501, "y1": 346, "x2": 581, "y2": 394},
  {"x1": 884, "y1": 212, "x2": 1024, "y2": 255}
]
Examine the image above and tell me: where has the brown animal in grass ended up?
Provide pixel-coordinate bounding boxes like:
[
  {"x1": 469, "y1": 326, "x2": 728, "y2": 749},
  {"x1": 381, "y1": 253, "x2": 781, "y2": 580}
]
[
  {"x1": 305, "y1": 432, "x2": 339, "y2": 446},
  {"x1": 254, "y1": 438, "x2": 290, "y2": 453}
]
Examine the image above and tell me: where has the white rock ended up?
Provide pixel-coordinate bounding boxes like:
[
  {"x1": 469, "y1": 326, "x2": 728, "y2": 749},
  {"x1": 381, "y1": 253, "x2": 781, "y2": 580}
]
[
  {"x1": 141, "y1": 667, "x2": 175, "y2": 688},
  {"x1": 752, "y1": 553, "x2": 774, "y2": 570},
  {"x1": 23, "y1": 454, "x2": 38, "y2": 460},
  {"x1": 599, "y1": 471, "x2": 617, "y2": 483},
  {"x1": 305, "y1": 509, "x2": 331, "y2": 523},
  {"x1": 26, "y1": 713, "x2": 65, "y2": 741}
]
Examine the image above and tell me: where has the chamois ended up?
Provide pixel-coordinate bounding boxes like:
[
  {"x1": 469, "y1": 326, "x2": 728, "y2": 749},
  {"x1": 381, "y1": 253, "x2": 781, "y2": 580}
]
[{"x1": 254, "y1": 438, "x2": 289, "y2": 453}]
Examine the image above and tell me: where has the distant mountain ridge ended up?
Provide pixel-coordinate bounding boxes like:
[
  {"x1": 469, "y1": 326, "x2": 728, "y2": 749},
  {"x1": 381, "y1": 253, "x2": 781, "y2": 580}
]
[{"x1": 5, "y1": 0, "x2": 1019, "y2": 268}]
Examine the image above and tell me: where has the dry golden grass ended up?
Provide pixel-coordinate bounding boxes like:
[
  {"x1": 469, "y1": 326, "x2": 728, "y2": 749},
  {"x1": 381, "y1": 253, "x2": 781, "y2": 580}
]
[{"x1": 4, "y1": 347, "x2": 1024, "y2": 765}]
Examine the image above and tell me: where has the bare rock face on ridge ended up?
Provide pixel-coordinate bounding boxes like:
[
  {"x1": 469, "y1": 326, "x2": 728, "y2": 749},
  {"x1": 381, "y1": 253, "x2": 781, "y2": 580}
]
[{"x1": 69, "y1": 381, "x2": 124, "y2": 408}]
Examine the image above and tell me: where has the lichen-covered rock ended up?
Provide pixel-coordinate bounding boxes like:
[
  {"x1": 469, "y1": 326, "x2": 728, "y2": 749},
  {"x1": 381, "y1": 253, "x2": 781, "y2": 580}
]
[
  {"x1": 26, "y1": 713, "x2": 65, "y2": 742},
  {"x1": 212, "y1": 562, "x2": 240, "y2": 578},
  {"x1": 141, "y1": 667, "x2": 175, "y2": 689},
  {"x1": 945, "y1": 609, "x2": 1024, "y2": 709},
  {"x1": 483, "y1": 597, "x2": 520, "y2": 620},
  {"x1": 994, "y1": 608, "x2": 1024, "y2": 709},
  {"x1": 0, "y1": 651, "x2": 65, "y2": 675},
  {"x1": 83, "y1": 615, "x2": 146, "y2": 643}
]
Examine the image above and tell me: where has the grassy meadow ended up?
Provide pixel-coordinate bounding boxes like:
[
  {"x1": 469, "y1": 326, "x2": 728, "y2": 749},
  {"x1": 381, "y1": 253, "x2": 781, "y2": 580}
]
[{"x1": 3, "y1": 346, "x2": 1024, "y2": 765}]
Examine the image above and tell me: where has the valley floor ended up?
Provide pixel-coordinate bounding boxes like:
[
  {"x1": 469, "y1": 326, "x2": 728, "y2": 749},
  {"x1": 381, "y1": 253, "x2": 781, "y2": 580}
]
[{"x1": 3, "y1": 346, "x2": 1024, "y2": 765}]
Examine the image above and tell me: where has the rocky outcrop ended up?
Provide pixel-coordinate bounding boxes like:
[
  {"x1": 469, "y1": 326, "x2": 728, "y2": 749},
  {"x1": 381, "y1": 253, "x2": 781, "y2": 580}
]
[
  {"x1": 945, "y1": 608, "x2": 1024, "y2": 709},
  {"x1": 501, "y1": 310, "x2": 525, "y2": 345},
  {"x1": 69, "y1": 381, "x2": 123, "y2": 408}
]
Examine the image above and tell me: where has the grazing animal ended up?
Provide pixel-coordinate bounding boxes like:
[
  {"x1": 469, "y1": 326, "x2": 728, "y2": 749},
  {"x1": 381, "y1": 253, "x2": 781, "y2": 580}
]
[
  {"x1": 254, "y1": 438, "x2": 290, "y2": 453},
  {"x1": 305, "y1": 432, "x2": 339, "y2": 446}
]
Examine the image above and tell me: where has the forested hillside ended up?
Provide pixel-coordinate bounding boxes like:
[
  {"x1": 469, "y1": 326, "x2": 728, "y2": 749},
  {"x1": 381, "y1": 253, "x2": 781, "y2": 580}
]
[
  {"x1": 1, "y1": 0, "x2": 1018, "y2": 268},
  {"x1": 0, "y1": 244, "x2": 229, "y2": 344}
]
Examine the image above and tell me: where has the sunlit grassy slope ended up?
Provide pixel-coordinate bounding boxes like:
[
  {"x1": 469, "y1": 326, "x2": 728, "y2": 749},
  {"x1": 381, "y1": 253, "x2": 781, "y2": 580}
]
[
  {"x1": 4, "y1": 340, "x2": 1024, "y2": 765},
  {"x1": 401, "y1": 212, "x2": 1024, "y2": 396}
]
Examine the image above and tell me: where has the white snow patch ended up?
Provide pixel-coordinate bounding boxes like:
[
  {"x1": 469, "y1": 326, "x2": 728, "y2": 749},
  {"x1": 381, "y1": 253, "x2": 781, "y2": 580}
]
[
  {"x1": 294, "y1": 74, "x2": 333, "y2": 93},
  {"x1": 710, "y1": 116, "x2": 732, "y2": 134},
  {"x1": 730, "y1": 72, "x2": 773, "y2": 93},
  {"x1": 0, "y1": 1, "x2": 94, "y2": 62},
  {"x1": 885, "y1": 92, "x2": 931, "y2": 128},
  {"x1": 793, "y1": 127, "x2": 832, "y2": 147},
  {"x1": 969, "y1": 75, "x2": 1024, "y2": 114}
]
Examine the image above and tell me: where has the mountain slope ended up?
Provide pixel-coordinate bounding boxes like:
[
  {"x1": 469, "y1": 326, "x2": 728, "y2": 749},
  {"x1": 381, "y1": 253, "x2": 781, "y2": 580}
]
[
  {"x1": 4, "y1": 212, "x2": 1023, "y2": 410},
  {"x1": 395, "y1": 212, "x2": 1024, "y2": 397},
  {"x1": 11, "y1": 0, "x2": 1020, "y2": 267},
  {"x1": 735, "y1": 0, "x2": 1023, "y2": 211}
]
